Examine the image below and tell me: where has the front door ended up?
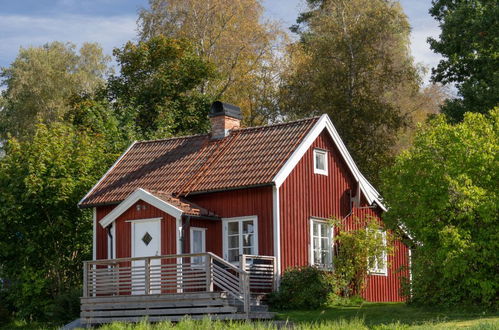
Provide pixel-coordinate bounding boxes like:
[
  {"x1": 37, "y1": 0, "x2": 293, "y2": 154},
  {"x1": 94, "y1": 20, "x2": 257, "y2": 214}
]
[{"x1": 132, "y1": 219, "x2": 161, "y2": 294}]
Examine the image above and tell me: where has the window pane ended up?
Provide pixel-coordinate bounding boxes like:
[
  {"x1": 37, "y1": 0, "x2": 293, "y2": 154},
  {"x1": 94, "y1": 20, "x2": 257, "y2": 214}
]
[
  {"x1": 243, "y1": 247, "x2": 252, "y2": 255},
  {"x1": 313, "y1": 237, "x2": 320, "y2": 249},
  {"x1": 228, "y1": 249, "x2": 239, "y2": 262},
  {"x1": 228, "y1": 235, "x2": 239, "y2": 249},
  {"x1": 243, "y1": 234, "x2": 253, "y2": 247},
  {"x1": 242, "y1": 221, "x2": 254, "y2": 234},
  {"x1": 316, "y1": 152, "x2": 325, "y2": 170},
  {"x1": 321, "y1": 238, "x2": 329, "y2": 252},
  {"x1": 313, "y1": 222, "x2": 319, "y2": 236},
  {"x1": 313, "y1": 249, "x2": 321, "y2": 264},
  {"x1": 192, "y1": 231, "x2": 202, "y2": 253},
  {"x1": 228, "y1": 222, "x2": 239, "y2": 235},
  {"x1": 320, "y1": 224, "x2": 329, "y2": 238}
]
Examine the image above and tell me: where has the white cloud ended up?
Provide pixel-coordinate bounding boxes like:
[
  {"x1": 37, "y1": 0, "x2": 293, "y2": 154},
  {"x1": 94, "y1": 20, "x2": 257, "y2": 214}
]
[{"x1": 0, "y1": 14, "x2": 137, "y2": 68}]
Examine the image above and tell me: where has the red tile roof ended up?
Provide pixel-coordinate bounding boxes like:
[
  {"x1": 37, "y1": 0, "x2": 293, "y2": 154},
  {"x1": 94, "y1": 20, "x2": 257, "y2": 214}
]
[
  {"x1": 79, "y1": 117, "x2": 319, "y2": 207},
  {"x1": 148, "y1": 190, "x2": 217, "y2": 217}
]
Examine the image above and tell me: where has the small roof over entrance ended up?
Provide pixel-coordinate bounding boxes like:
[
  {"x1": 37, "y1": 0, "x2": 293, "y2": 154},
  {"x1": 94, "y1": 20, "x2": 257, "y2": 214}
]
[{"x1": 99, "y1": 188, "x2": 218, "y2": 228}]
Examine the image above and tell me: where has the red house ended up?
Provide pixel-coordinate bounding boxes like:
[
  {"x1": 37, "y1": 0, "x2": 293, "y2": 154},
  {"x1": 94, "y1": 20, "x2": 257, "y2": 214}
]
[{"x1": 78, "y1": 102, "x2": 409, "y2": 324}]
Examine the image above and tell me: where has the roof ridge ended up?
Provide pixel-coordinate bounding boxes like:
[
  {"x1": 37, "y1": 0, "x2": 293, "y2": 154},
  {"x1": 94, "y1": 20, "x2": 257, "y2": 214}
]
[
  {"x1": 134, "y1": 116, "x2": 320, "y2": 144},
  {"x1": 233, "y1": 116, "x2": 320, "y2": 133},
  {"x1": 136, "y1": 132, "x2": 209, "y2": 144}
]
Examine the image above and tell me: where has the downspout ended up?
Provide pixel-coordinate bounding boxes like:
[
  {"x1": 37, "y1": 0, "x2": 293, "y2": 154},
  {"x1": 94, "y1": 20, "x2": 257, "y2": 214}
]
[
  {"x1": 179, "y1": 216, "x2": 191, "y2": 254},
  {"x1": 106, "y1": 225, "x2": 113, "y2": 259}
]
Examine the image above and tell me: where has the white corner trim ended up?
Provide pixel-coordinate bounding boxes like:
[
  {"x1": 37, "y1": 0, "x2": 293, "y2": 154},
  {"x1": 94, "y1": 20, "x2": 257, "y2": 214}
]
[
  {"x1": 92, "y1": 207, "x2": 97, "y2": 260},
  {"x1": 272, "y1": 114, "x2": 387, "y2": 211},
  {"x1": 272, "y1": 186, "x2": 281, "y2": 277},
  {"x1": 99, "y1": 188, "x2": 184, "y2": 228},
  {"x1": 78, "y1": 141, "x2": 137, "y2": 206}
]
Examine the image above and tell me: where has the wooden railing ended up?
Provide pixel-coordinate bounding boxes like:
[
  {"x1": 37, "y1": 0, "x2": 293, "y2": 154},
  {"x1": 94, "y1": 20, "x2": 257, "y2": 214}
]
[
  {"x1": 82, "y1": 253, "x2": 252, "y2": 314},
  {"x1": 240, "y1": 255, "x2": 277, "y2": 293}
]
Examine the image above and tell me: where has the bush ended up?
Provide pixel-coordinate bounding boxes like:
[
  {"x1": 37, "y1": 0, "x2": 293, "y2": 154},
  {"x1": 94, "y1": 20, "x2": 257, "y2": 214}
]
[
  {"x1": 0, "y1": 301, "x2": 10, "y2": 326},
  {"x1": 268, "y1": 266, "x2": 338, "y2": 309},
  {"x1": 46, "y1": 287, "x2": 82, "y2": 323}
]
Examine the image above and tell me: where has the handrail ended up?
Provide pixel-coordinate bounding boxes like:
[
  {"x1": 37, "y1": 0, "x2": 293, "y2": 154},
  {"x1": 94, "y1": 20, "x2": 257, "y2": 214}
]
[{"x1": 83, "y1": 252, "x2": 252, "y2": 315}]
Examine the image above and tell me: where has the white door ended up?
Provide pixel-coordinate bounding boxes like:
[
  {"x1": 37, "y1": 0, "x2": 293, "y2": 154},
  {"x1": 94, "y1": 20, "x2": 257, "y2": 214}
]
[{"x1": 132, "y1": 219, "x2": 161, "y2": 294}]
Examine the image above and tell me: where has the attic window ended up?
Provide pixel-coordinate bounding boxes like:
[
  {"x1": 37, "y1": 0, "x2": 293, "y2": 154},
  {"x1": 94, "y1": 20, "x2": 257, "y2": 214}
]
[{"x1": 313, "y1": 149, "x2": 328, "y2": 175}]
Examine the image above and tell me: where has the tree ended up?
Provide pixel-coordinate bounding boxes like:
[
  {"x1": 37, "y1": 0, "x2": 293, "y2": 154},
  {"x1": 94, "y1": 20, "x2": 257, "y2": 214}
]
[
  {"x1": 108, "y1": 36, "x2": 216, "y2": 139},
  {"x1": 381, "y1": 109, "x2": 499, "y2": 307},
  {"x1": 137, "y1": 0, "x2": 285, "y2": 125},
  {"x1": 0, "y1": 42, "x2": 111, "y2": 139},
  {"x1": 428, "y1": 0, "x2": 499, "y2": 122},
  {"x1": 281, "y1": 0, "x2": 420, "y2": 185},
  {"x1": 0, "y1": 123, "x2": 116, "y2": 319}
]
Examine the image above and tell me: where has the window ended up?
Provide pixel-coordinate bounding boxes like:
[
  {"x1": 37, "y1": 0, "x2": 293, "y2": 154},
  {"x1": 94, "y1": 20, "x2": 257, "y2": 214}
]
[
  {"x1": 223, "y1": 216, "x2": 258, "y2": 263},
  {"x1": 313, "y1": 149, "x2": 328, "y2": 175},
  {"x1": 368, "y1": 230, "x2": 388, "y2": 275},
  {"x1": 310, "y1": 218, "x2": 333, "y2": 268},
  {"x1": 190, "y1": 227, "x2": 206, "y2": 266}
]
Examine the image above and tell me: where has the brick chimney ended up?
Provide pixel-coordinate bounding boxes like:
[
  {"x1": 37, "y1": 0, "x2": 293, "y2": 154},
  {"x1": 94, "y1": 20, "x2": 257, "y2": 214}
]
[{"x1": 209, "y1": 101, "x2": 242, "y2": 139}]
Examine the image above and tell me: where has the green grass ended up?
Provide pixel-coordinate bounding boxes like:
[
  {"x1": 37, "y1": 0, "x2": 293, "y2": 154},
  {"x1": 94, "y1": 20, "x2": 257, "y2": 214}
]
[
  {"x1": 2, "y1": 303, "x2": 498, "y2": 329},
  {"x1": 274, "y1": 302, "x2": 499, "y2": 329}
]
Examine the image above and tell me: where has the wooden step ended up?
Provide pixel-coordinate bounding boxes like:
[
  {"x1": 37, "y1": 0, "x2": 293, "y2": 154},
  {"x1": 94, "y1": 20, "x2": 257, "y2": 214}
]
[
  {"x1": 83, "y1": 312, "x2": 275, "y2": 325},
  {"x1": 82, "y1": 306, "x2": 238, "y2": 318}
]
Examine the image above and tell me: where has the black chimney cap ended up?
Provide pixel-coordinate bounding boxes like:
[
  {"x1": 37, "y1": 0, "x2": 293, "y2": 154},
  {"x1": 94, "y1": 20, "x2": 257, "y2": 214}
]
[{"x1": 209, "y1": 101, "x2": 242, "y2": 120}]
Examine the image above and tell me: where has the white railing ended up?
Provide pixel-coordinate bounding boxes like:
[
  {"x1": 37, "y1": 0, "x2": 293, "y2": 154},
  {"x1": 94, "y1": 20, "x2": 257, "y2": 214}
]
[
  {"x1": 240, "y1": 255, "x2": 277, "y2": 293},
  {"x1": 83, "y1": 252, "x2": 252, "y2": 313}
]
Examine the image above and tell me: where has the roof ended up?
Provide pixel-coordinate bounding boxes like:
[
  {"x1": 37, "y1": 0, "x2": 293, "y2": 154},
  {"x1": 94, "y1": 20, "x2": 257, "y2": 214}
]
[
  {"x1": 79, "y1": 117, "x2": 319, "y2": 207},
  {"x1": 149, "y1": 190, "x2": 217, "y2": 217}
]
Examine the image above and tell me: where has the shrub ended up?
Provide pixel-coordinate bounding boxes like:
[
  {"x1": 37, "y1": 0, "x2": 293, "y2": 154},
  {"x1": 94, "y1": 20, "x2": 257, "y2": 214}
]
[
  {"x1": 268, "y1": 266, "x2": 337, "y2": 309},
  {"x1": 46, "y1": 287, "x2": 82, "y2": 323}
]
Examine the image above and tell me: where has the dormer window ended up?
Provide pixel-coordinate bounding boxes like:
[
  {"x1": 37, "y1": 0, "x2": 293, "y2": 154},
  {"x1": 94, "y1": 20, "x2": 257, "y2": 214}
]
[{"x1": 313, "y1": 149, "x2": 328, "y2": 175}]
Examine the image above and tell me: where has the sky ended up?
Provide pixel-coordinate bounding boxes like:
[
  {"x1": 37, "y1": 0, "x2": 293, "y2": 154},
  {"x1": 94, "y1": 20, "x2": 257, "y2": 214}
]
[{"x1": 0, "y1": 0, "x2": 441, "y2": 82}]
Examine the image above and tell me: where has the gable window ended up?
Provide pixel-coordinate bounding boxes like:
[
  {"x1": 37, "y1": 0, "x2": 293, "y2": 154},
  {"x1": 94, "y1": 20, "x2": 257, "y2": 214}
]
[
  {"x1": 368, "y1": 230, "x2": 388, "y2": 275},
  {"x1": 223, "y1": 216, "x2": 258, "y2": 263},
  {"x1": 310, "y1": 218, "x2": 333, "y2": 268},
  {"x1": 313, "y1": 149, "x2": 328, "y2": 175}
]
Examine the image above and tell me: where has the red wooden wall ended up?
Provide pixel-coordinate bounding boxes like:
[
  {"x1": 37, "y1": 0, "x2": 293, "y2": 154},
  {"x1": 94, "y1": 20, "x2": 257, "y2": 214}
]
[
  {"x1": 187, "y1": 186, "x2": 274, "y2": 257},
  {"x1": 279, "y1": 129, "x2": 409, "y2": 302}
]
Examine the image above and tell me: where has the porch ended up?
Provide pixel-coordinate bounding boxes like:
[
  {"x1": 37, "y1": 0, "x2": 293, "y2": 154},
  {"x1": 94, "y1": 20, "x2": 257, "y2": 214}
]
[{"x1": 81, "y1": 253, "x2": 276, "y2": 325}]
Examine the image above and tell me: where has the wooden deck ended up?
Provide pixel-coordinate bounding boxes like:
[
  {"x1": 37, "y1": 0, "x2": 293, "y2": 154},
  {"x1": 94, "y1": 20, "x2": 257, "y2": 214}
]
[{"x1": 81, "y1": 253, "x2": 276, "y2": 325}]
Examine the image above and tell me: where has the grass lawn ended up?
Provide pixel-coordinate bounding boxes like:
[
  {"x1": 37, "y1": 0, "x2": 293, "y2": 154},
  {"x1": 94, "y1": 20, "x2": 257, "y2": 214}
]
[
  {"x1": 1, "y1": 303, "x2": 497, "y2": 329},
  {"x1": 274, "y1": 302, "x2": 499, "y2": 329}
]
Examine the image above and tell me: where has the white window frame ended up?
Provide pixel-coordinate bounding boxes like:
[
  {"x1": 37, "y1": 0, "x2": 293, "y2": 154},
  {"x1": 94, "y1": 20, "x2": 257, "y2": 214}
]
[
  {"x1": 222, "y1": 216, "x2": 258, "y2": 265},
  {"x1": 309, "y1": 218, "x2": 333, "y2": 269},
  {"x1": 313, "y1": 149, "x2": 328, "y2": 175},
  {"x1": 368, "y1": 229, "x2": 388, "y2": 276},
  {"x1": 190, "y1": 227, "x2": 207, "y2": 266}
]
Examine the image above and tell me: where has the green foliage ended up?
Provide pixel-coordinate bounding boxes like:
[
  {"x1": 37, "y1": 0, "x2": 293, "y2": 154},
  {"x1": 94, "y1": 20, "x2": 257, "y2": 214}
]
[
  {"x1": 333, "y1": 217, "x2": 394, "y2": 297},
  {"x1": 0, "y1": 123, "x2": 115, "y2": 319},
  {"x1": 0, "y1": 42, "x2": 111, "y2": 139},
  {"x1": 282, "y1": 0, "x2": 420, "y2": 185},
  {"x1": 268, "y1": 266, "x2": 336, "y2": 310},
  {"x1": 108, "y1": 36, "x2": 216, "y2": 139},
  {"x1": 429, "y1": 0, "x2": 499, "y2": 122},
  {"x1": 381, "y1": 109, "x2": 499, "y2": 307}
]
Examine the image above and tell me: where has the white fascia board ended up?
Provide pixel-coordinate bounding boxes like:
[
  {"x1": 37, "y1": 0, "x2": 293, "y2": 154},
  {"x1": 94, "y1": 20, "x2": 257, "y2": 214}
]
[
  {"x1": 273, "y1": 114, "x2": 387, "y2": 211},
  {"x1": 99, "y1": 188, "x2": 184, "y2": 228},
  {"x1": 78, "y1": 141, "x2": 138, "y2": 207}
]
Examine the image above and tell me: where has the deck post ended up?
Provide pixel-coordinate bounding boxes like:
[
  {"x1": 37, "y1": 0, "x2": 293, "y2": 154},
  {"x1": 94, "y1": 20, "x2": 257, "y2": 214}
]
[
  {"x1": 242, "y1": 272, "x2": 250, "y2": 315},
  {"x1": 205, "y1": 253, "x2": 213, "y2": 292},
  {"x1": 145, "y1": 257, "x2": 151, "y2": 295},
  {"x1": 83, "y1": 261, "x2": 88, "y2": 298}
]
